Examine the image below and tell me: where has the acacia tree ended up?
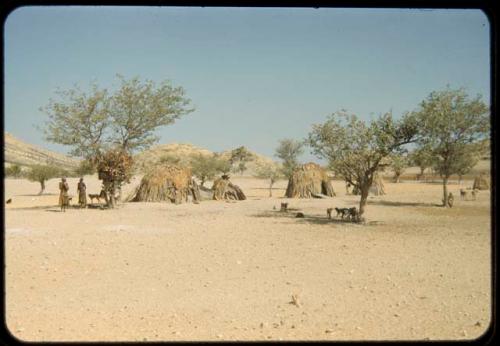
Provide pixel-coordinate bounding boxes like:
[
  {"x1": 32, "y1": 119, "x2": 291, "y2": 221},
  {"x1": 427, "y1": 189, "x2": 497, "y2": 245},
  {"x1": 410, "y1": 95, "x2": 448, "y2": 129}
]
[
  {"x1": 275, "y1": 139, "x2": 304, "y2": 178},
  {"x1": 389, "y1": 153, "x2": 409, "y2": 183},
  {"x1": 41, "y1": 75, "x2": 194, "y2": 208},
  {"x1": 230, "y1": 146, "x2": 253, "y2": 175},
  {"x1": 412, "y1": 87, "x2": 489, "y2": 207},
  {"x1": 26, "y1": 164, "x2": 61, "y2": 195},
  {"x1": 307, "y1": 111, "x2": 418, "y2": 219},
  {"x1": 190, "y1": 154, "x2": 230, "y2": 187},
  {"x1": 254, "y1": 163, "x2": 283, "y2": 197},
  {"x1": 409, "y1": 145, "x2": 434, "y2": 181}
]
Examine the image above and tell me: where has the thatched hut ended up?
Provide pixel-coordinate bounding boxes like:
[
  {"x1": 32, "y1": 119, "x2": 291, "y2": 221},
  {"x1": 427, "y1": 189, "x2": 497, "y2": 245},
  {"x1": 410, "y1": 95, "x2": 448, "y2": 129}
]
[
  {"x1": 473, "y1": 174, "x2": 490, "y2": 190},
  {"x1": 285, "y1": 163, "x2": 335, "y2": 198},
  {"x1": 212, "y1": 175, "x2": 246, "y2": 201},
  {"x1": 132, "y1": 165, "x2": 200, "y2": 204}
]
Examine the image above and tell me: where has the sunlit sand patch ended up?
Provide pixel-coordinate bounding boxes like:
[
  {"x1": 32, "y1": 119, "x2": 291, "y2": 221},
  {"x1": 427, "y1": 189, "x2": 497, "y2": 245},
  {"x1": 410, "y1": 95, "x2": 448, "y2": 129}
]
[
  {"x1": 101, "y1": 224, "x2": 176, "y2": 234},
  {"x1": 6, "y1": 228, "x2": 38, "y2": 235}
]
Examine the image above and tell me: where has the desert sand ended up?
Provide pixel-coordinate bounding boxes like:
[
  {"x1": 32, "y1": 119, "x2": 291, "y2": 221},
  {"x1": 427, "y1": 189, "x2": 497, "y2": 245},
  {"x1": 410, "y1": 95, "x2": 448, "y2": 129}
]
[{"x1": 4, "y1": 175, "x2": 491, "y2": 342}]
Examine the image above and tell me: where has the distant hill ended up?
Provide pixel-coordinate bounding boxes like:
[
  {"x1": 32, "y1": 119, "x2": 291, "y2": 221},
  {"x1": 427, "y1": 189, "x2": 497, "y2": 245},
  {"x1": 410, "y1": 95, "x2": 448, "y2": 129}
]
[
  {"x1": 133, "y1": 143, "x2": 278, "y2": 175},
  {"x1": 4, "y1": 132, "x2": 80, "y2": 170}
]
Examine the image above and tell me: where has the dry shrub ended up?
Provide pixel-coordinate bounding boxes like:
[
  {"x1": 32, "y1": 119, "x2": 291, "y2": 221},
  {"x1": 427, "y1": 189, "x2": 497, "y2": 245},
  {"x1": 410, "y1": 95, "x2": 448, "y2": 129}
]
[{"x1": 473, "y1": 174, "x2": 490, "y2": 190}]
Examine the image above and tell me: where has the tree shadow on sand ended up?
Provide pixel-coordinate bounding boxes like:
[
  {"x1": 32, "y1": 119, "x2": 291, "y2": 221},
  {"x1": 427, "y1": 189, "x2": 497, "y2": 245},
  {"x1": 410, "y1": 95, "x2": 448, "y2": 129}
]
[
  {"x1": 16, "y1": 193, "x2": 59, "y2": 197},
  {"x1": 367, "y1": 200, "x2": 441, "y2": 208},
  {"x1": 251, "y1": 210, "x2": 380, "y2": 227}
]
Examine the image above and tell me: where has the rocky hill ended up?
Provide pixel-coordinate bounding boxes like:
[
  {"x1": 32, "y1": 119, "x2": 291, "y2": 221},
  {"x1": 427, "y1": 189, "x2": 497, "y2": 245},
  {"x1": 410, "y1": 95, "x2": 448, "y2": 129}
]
[{"x1": 4, "y1": 132, "x2": 80, "y2": 170}]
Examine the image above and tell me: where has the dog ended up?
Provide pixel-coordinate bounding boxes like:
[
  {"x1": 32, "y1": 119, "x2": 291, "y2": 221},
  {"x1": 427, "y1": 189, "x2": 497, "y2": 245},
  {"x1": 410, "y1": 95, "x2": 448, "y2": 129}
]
[
  {"x1": 327, "y1": 208, "x2": 333, "y2": 219},
  {"x1": 89, "y1": 190, "x2": 107, "y2": 204},
  {"x1": 334, "y1": 207, "x2": 350, "y2": 219},
  {"x1": 347, "y1": 207, "x2": 359, "y2": 222}
]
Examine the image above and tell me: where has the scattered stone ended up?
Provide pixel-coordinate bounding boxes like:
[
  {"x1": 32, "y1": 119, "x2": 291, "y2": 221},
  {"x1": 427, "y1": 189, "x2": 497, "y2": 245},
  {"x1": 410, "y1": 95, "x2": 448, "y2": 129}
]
[
  {"x1": 475, "y1": 321, "x2": 482, "y2": 327},
  {"x1": 325, "y1": 328, "x2": 333, "y2": 334},
  {"x1": 461, "y1": 330, "x2": 468, "y2": 337}
]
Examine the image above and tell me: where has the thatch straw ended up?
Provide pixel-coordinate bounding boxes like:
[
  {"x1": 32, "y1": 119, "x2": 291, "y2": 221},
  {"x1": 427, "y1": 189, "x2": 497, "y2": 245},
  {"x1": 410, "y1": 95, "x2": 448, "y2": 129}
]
[
  {"x1": 473, "y1": 174, "x2": 490, "y2": 190},
  {"x1": 132, "y1": 165, "x2": 199, "y2": 203},
  {"x1": 212, "y1": 176, "x2": 246, "y2": 201},
  {"x1": 285, "y1": 163, "x2": 335, "y2": 198}
]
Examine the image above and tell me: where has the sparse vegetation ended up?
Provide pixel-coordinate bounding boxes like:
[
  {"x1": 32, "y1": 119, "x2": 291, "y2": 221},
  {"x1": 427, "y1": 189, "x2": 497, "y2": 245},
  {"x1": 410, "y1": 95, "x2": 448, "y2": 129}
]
[
  {"x1": 254, "y1": 163, "x2": 283, "y2": 197},
  {"x1": 5, "y1": 164, "x2": 23, "y2": 178},
  {"x1": 412, "y1": 87, "x2": 490, "y2": 207},
  {"x1": 307, "y1": 110, "x2": 418, "y2": 219},
  {"x1": 26, "y1": 164, "x2": 61, "y2": 195},
  {"x1": 190, "y1": 154, "x2": 231, "y2": 187},
  {"x1": 275, "y1": 139, "x2": 304, "y2": 178},
  {"x1": 389, "y1": 153, "x2": 409, "y2": 183},
  {"x1": 229, "y1": 146, "x2": 253, "y2": 175}
]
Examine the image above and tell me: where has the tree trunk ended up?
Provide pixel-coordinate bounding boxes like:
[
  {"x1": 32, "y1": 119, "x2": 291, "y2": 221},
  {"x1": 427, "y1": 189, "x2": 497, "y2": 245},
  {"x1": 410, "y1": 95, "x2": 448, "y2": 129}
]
[
  {"x1": 394, "y1": 173, "x2": 401, "y2": 183},
  {"x1": 442, "y1": 177, "x2": 449, "y2": 207},
  {"x1": 38, "y1": 180, "x2": 45, "y2": 195},
  {"x1": 358, "y1": 184, "x2": 370, "y2": 218},
  {"x1": 200, "y1": 178, "x2": 205, "y2": 187},
  {"x1": 269, "y1": 180, "x2": 273, "y2": 197}
]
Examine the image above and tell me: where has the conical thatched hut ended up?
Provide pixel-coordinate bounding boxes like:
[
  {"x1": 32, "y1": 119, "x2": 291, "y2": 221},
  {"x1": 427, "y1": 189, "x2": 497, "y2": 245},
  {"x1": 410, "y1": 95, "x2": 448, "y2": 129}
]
[
  {"x1": 285, "y1": 163, "x2": 335, "y2": 198},
  {"x1": 473, "y1": 173, "x2": 490, "y2": 190},
  {"x1": 212, "y1": 175, "x2": 246, "y2": 201},
  {"x1": 132, "y1": 165, "x2": 200, "y2": 204}
]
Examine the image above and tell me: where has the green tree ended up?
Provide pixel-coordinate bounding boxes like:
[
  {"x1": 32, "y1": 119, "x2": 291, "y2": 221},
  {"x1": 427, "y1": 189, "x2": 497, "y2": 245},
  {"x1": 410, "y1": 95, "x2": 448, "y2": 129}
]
[
  {"x1": 229, "y1": 146, "x2": 253, "y2": 175},
  {"x1": 307, "y1": 111, "x2": 418, "y2": 219},
  {"x1": 275, "y1": 138, "x2": 304, "y2": 178},
  {"x1": 409, "y1": 145, "x2": 434, "y2": 181},
  {"x1": 26, "y1": 164, "x2": 61, "y2": 195},
  {"x1": 389, "y1": 153, "x2": 409, "y2": 183},
  {"x1": 190, "y1": 154, "x2": 226, "y2": 187},
  {"x1": 74, "y1": 159, "x2": 96, "y2": 177},
  {"x1": 41, "y1": 75, "x2": 194, "y2": 208},
  {"x1": 5, "y1": 164, "x2": 22, "y2": 178},
  {"x1": 413, "y1": 87, "x2": 489, "y2": 207},
  {"x1": 254, "y1": 163, "x2": 283, "y2": 197},
  {"x1": 214, "y1": 154, "x2": 232, "y2": 175}
]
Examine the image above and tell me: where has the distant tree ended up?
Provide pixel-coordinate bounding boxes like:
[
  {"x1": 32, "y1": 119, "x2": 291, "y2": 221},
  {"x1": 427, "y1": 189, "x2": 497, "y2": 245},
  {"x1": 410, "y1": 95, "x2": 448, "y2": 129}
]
[
  {"x1": 275, "y1": 139, "x2": 304, "y2": 178},
  {"x1": 214, "y1": 154, "x2": 232, "y2": 175},
  {"x1": 5, "y1": 164, "x2": 22, "y2": 178},
  {"x1": 254, "y1": 163, "x2": 283, "y2": 197},
  {"x1": 191, "y1": 154, "x2": 226, "y2": 187},
  {"x1": 409, "y1": 145, "x2": 434, "y2": 181},
  {"x1": 389, "y1": 153, "x2": 409, "y2": 183},
  {"x1": 26, "y1": 164, "x2": 61, "y2": 195},
  {"x1": 230, "y1": 146, "x2": 253, "y2": 175},
  {"x1": 41, "y1": 75, "x2": 194, "y2": 208},
  {"x1": 413, "y1": 87, "x2": 489, "y2": 207},
  {"x1": 307, "y1": 111, "x2": 418, "y2": 219},
  {"x1": 74, "y1": 159, "x2": 96, "y2": 177}
]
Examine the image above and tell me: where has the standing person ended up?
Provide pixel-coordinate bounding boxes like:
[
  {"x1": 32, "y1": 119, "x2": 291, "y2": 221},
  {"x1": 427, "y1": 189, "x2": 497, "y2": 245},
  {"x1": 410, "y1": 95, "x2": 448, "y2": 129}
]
[
  {"x1": 77, "y1": 177, "x2": 87, "y2": 208},
  {"x1": 59, "y1": 177, "x2": 70, "y2": 212}
]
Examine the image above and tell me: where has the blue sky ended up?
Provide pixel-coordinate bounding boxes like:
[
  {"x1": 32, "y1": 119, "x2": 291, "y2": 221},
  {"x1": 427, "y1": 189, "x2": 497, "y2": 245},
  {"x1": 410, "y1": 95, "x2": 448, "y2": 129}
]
[{"x1": 4, "y1": 7, "x2": 490, "y2": 162}]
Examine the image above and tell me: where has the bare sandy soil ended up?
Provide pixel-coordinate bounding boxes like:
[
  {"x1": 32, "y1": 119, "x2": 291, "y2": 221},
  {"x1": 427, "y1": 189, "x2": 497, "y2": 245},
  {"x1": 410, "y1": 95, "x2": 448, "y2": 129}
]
[{"x1": 4, "y1": 176, "x2": 491, "y2": 342}]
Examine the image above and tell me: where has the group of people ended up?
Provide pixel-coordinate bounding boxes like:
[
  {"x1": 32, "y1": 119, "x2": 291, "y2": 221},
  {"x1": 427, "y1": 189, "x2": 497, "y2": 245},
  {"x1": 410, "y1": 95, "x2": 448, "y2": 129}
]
[{"x1": 58, "y1": 177, "x2": 88, "y2": 210}]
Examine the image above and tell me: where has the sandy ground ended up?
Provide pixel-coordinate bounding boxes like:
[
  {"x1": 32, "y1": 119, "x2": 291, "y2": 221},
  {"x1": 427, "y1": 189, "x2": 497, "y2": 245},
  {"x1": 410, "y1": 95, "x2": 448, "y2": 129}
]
[{"x1": 4, "y1": 175, "x2": 491, "y2": 342}]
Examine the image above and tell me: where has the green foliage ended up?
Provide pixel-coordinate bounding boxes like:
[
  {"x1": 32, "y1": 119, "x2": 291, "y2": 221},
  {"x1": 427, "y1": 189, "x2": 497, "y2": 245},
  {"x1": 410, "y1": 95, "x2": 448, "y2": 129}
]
[
  {"x1": 190, "y1": 154, "x2": 230, "y2": 187},
  {"x1": 409, "y1": 144, "x2": 434, "y2": 178},
  {"x1": 254, "y1": 162, "x2": 283, "y2": 197},
  {"x1": 41, "y1": 76, "x2": 194, "y2": 158},
  {"x1": 412, "y1": 87, "x2": 489, "y2": 206},
  {"x1": 74, "y1": 159, "x2": 96, "y2": 176},
  {"x1": 5, "y1": 164, "x2": 22, "y2": 178},
  {"x1": 275, "y1": 139, "x2": 304, "y2": 178},
  {"x1": 307, "y1": 110, "x2": 418, "y2": 217},
  {"x1": 389, "y1": 153, "x2": 409, "y2": 183},
  {"x1": 158, "y1": 154, "x2": 182, "y2": 165},
  {"x1": 229, "y1": 146, "x2": 253, "y2": 175},
  {"x1": 26, "y1": 164, "x2": 62, "y2": 194}
]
